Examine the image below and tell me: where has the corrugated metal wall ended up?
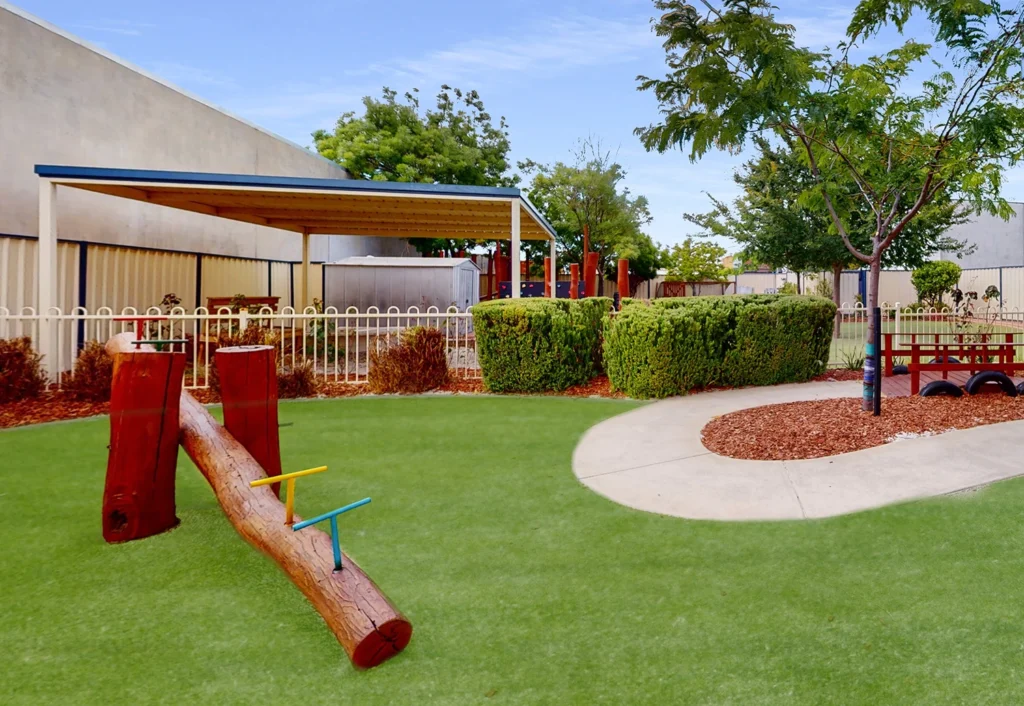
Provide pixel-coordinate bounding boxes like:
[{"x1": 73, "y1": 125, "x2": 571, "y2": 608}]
[
  {"x1": 201, "y1": 256, "x2": 268, "y2": 306},
  {"x1": 270, "y1": 261, "x2": 293, "y2": 308},
  {"x1": 85, "y1": 245, "x2": 197, "y2": 312},
  {"x1": 292, "y1": 263, "x2": 323, "y2": 308},
  {"x1": 877, "y1": 270, "x2": 916, "y2": 306},
  {"x1": 0, "y1": 237, "x2": 77, "y2": 312}
]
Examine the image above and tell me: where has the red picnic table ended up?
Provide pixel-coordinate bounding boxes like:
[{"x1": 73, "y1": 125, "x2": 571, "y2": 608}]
[{"x1": 883, "y1": 332, "x2": 1024, "y2": 395}]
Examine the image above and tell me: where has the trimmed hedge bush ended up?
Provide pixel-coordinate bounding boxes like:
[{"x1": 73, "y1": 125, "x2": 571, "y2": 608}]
[
  {"x1": 604, "y1": 295, "x2": 836, "y2": 398},
  {"x1": 472, "y1": 298, "x2": 612, "y2": 392}
]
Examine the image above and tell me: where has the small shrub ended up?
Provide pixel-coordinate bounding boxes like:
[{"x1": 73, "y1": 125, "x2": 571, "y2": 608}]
[
  {"x1": 911, "y1": 261, "x2": 962, "y2": 307},
  {"x1": 0, "y1": 337, "x2": 47, "y2": 403},
  {"x1": 64, "y1": 341, "x2": 114, "y2": 401},
  {"x1": 839, "y1": 348, "x2": 866, "y2": 371},
  {"x1": 472, "y1": 298, "x2": 613, "y2": 393},
  {"x1": 368, "y1": 327, "x2": 450, "y2": 394},
  {"x1": 604, "y1": 295, "x2": 835, "y2": 398},
  {"x1": 778, "y1": 281, "x2": 799, "y2": 295},
  {"x1": 277, "y1": 362, "x2": 320, "y2": 399}
]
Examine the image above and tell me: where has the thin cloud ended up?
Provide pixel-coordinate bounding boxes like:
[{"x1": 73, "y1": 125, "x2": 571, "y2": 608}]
[
  {"x1": 74, "y1": 19, "x2": 156, "y2": 37},
  {"x1": 779, "y1": 5, "x2": 853, "y2": 49},
  {"x1": 150, "y1": 61, "x2": 234, "y2": 88},
  {"x1": 366, "y1": 15, "x2": 658, "y2": 83}
]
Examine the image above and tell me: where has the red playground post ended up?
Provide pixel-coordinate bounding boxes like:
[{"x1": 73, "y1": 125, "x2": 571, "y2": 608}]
[
  {"x1": 544, "y1": 257, "x2": 552, "y2": 297},
  {"x1": 570, "y1": 263, "x2": 580, "y2": 300},
  {"x1": 585, "y1": 252, "x2": 599, "y2": 298},
  {"x1": 215, "y1": 345, "x2": 283, "y2": 495},
  {"x1": 617, "y1": 259, "x2": 630, "y2": 307},
  {"x1": 103, "y1": 348, "x2": 186, "y2": 543}
]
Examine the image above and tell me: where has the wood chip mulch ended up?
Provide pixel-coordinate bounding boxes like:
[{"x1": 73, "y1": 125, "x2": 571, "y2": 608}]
[
  {"x1": 812, "y1": 369, "x2": 863, "y2": 382},
  {"x1": 0, "y1": 394, "x2": 110, "y2": 429},
  {"x1": 701, "y1": 394, "x2": 1024, "y2": 460}
]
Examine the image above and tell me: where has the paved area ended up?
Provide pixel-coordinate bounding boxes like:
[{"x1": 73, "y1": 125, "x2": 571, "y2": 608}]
[{"x1": 573, "y1": 381, "x2": 1024, "y2": 521}]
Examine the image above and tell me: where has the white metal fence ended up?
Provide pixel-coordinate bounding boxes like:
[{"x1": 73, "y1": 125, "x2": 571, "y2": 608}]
[
  {"x1": 0, "y1": 305, "x2": 479, "y2": 389},
  {"x1": 830, "y1": 302, "x2": 1024, "y2": 368}
]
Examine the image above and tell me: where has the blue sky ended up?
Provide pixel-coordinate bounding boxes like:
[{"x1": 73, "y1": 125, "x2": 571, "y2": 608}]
[{"x1": 16, "y1": 0, "x2": 1024, "y2": 249}]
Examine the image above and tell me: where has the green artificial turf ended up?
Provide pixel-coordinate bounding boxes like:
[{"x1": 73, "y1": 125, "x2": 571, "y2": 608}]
[{"x1": 3, "y1": 396, "x2": 1024, "y2": 704}]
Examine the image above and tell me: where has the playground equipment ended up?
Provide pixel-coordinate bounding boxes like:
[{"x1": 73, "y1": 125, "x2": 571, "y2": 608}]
[
  {"x1": 103, "y1": 335, "x2": 411, "y2": 669},
  {"x1": 919, "y1": 380, "x2": 964, "y2": 397},
  {"x1": 292, "y1": 498, "x2": 372, "y2": 572},
  {"x1": 965, "y1": 371, "x2": 1018, "y2": 397},
  {"x1": 882, "y1": 332, "x2": 1024, "y2": 397},
  {"x1": 249, "y1": 465, "x2": 327, "y2": 525}
]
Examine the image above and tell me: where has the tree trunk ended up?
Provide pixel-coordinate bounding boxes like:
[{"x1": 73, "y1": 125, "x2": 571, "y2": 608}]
[
  {"x1": 216, "y1": 345, "x2": 283, "y2": 496},
  {"x1": 862, "y1": 258, "x2": 882, "y2": 412},
  {"x1": 105, "y1": 333, "x2": 412, "y2": 669},
  {"x1": 832, "y1": 263, "x2": 843, "y2": 339},
  {"x1": 103, "y1": 350, "x2": 186, "y2": 543}
]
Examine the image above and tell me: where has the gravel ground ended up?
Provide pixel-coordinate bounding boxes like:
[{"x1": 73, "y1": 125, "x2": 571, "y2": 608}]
[{"x1": 702, "y1": 393, "x2": 1024, "y2": 460}]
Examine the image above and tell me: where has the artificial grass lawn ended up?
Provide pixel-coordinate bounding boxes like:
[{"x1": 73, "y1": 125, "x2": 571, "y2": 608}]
[{"x1": 3, "y1": 396, "x2": 1024, "y2": 704}]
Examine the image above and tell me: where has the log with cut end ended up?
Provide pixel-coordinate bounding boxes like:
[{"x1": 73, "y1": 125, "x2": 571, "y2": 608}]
[{"x1": 106, "y1": 333, "x2": 412, "y2": 668}]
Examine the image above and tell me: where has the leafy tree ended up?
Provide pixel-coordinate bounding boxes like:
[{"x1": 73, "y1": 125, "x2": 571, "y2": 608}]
[
  {"x1": 519, "y1": 138, "x2": 659, "y2": 295},
  {"x1": 663, "y1": 238, "x2": 727, "y2": 281},
  {"x1": 685, "y1": 137, "x2": 972, "y2": 335},
  {"x1": 313, "y1": 86, "x2": 514, "y2": 255},
  {"x1": 911, "y1": 260, "x2": 963, "y2": 307},
  {"x1": 637, "y1": 0, "x2": 1024, "y2": 409}
]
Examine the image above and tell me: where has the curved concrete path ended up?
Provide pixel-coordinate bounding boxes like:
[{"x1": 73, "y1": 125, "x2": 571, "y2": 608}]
[{"x1": 573, "y1": 381, "x2": 1024, "y2": 521}]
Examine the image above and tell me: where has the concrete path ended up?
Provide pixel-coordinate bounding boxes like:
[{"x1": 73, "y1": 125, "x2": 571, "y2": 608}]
[{"x1": 573, "y1": 381, "x2": 1024, "y2": 521}]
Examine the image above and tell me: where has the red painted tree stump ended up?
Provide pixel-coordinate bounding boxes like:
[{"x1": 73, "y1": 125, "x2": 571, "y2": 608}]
[
  {"x1": 103, "y1": 349, "x2": 186, "y2": 543},
  {"x1": 617, "y1": 258, "x2": 630, "y2": 307},
  {"x1": 585, "y1": 251, "x2": 599, "y2": 298},
  {"x1": 215, "y1": 345, "x2": 283, "y2": 495},
  {"x1": 569, "y1": 263, "x2": 580, "y2": 300}
]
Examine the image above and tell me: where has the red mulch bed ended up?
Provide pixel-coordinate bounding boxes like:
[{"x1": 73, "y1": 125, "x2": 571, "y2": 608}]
[
  {"x1": 0, "y1": 393, "x2": 110, "y2": 429},
  {"x1": 813, "y1": 369, "x2": 863, "y2": 382},
  {"x1": 702, "y1": 393, "x2": 1024, "y2": 460}
]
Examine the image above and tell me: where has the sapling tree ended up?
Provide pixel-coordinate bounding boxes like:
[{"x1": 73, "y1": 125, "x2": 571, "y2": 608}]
[{"x1": 637, "y1": 0, "x2": 1024, "y2": 409}]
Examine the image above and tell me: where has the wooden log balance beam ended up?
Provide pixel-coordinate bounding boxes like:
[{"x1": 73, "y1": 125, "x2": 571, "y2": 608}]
[{"x1": 105, "y1": 333, "x2": 412, "y2": 669}]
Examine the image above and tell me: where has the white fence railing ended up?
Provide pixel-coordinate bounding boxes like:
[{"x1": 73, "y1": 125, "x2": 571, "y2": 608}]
[
  {"x1": 0, "y1": 305, "x2": 479, "y2": 389},
  {"x1": 830, "y1": 302, "x2": 1024, "y2": 368}
]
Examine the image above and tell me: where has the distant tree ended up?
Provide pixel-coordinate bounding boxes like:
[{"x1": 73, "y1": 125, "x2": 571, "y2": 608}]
[
  {"x1": 662, "y1": 238, "x2": 727, "y2": 281},
  {"x1": 912, "y1": 261, "x2": 963, "y2": 307},
  {"x1": 637, "y1": 0, "x2": 1024, "y2": 409},
  {"x1": 313, "y1": 85, "x2": 514, "y2": 255},
  {"x1": 684, "y1": 138, "x2": 971, "y2": 336},
  {"x1": 519, "y1": 138, "x2": 659, "y2": 294}
]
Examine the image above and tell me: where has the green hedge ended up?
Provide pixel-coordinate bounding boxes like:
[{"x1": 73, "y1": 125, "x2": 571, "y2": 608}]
[
  {"x1": 472, "y1": 297, "x2": 613, "y2": 392},
  {"x1": 604, "y1": 295, "x2": 836, "y2": 398}
]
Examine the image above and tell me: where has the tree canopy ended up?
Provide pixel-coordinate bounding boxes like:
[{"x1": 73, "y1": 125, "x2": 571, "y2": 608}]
[
  {"x1": 662, "y1": 238, "x2": 728, "y2": 281},
  {"x1": 312, "y1": 86, "x2": 514, "y2": 254},
  {"x1": 636, "y1": 0, "x2": 1024, "y2": 407},
  {"x1": 519, "y1": 139, "x2": 661, "y2": 287}
]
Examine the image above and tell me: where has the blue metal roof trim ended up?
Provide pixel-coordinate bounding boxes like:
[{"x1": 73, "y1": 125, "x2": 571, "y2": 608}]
[
  {"x1": 34, "y1": 164, "x2": 559, "y2": 238},
  {"x1": 33, "y1": 165, "x2": 521, "y2": 198}
]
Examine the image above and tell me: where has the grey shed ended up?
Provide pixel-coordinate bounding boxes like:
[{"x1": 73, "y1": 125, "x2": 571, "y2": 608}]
[{"x1": 323, "y1": 257, "x2": 481, "y2": 312}]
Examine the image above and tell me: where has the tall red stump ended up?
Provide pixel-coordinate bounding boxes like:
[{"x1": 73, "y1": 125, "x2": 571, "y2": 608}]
[
  {"x1": 544, "y1": 257, "x2": 552, "y2": 297},
  {"x1": 617, "y1": 258, "x2": 630, "y2": 307},
  {"x1": 585, "y1": 252, "x2": 600, "y2": 298},
  {"x1": 570, "y1": 263, "x2": 580, "y2": 300},
  {"x1": 103, "y1": 350, "x2": 186, "y2": 543},
  {"x1": 215, "y1": 345, "x2": 283, "y2": 495}
]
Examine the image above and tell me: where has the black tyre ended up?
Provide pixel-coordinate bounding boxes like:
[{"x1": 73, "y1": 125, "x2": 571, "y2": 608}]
[
  {"x1": 928, "y1": 356, "x2": 961, "y2": 364},
  {"x1": 1017, "y1": 381, "x2": 1024, "y2": 396},
  {"x1": 892, "y1": 364, "x2": 909, "y2": 375},
  {"x1": 965, "y1": 371, "x2": 1018, "y2": 397},
  {"x1": 919, "y1": 380, "x2": 964, "y2": 397}
]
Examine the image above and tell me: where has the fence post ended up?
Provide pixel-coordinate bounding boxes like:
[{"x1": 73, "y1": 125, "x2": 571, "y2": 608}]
[
  {"x1": 873, "y1": 306, "x2": 882, "y2": 416},
  {"x1": 999, "y1": 266, "x2": 1004, "y2": 311},
  {"x1": 894, "y1": 302, "x2": 901, "y2": 343}
]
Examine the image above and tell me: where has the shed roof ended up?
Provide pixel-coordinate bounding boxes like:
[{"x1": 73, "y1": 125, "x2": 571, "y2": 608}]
[{"x1": 34, "y1": 165, "x2": 556, "y2": 240}]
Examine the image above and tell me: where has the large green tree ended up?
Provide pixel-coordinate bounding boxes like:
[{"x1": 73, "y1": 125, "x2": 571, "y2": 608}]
[
  {"x1": 519, "y1": 139, "x2": 661, "y2": 294},
  {"x1": 663, "y1": 238, "x2": 728, "y2": 281},
  {"x1": 312, "y1": 86, "x2": 514, "y2": 255},
  {"x1": 637, "y1": 0, "x2": 1024, "y2": 409},
  {"x1": 685, "y1": 137, "x2": 972, "y2": 335}
]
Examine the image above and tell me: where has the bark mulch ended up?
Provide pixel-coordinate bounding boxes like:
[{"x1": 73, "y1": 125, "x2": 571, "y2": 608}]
[
  {"x1": 0, "y1": 394, "x2": 110, "y2": 429},
  {"x1": 702, "y1": 393, "x2": 1024, "y2": 460}
]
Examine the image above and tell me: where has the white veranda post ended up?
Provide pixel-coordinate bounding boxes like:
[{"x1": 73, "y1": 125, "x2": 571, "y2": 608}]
[
  {"x1": 510, "y1": 198, "x2": 521, "y2": 299},
  {"x1": 549, "y1": 236, "x2": 557, "y2": 298},
  {"x1": 301, "y1": 228, "x2": 311, "y2": 311},
  {"x1": 38, "y1": 178, "x2": 58, "y2": 379}
]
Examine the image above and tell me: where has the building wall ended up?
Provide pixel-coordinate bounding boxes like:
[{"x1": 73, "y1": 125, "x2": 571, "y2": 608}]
[
  {"x1": 940, "y1": 203, "x2": 1024, "y2": 268},
  {"x1": 0, "y1": 4, "x2": 404, "y2": 271}
]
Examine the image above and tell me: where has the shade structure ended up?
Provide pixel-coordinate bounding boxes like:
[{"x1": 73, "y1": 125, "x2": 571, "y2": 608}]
[{"x1": 33, "y1": 165, "x2": 558, "y2": 374}]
